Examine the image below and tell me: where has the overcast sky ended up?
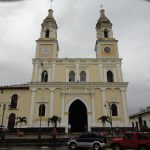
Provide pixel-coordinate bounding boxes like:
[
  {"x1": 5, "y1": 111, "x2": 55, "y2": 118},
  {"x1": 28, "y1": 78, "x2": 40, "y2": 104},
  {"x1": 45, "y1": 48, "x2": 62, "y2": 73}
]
[{"x1": 0, "y1": 0, "x2": 150, "y2": 114}]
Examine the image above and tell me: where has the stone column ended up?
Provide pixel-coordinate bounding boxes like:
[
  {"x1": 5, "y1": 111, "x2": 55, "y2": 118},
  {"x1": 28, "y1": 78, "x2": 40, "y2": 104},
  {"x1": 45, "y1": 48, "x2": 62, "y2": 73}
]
[
  {"x1": 91, "y1": 91, "x2": 95, "y2": 126},
  {"x1": 99, "y1": 63, "x2": 103, "y2": 82},
  {"x1": 49, "y1": 88, "x2": 55, "y2": 117},
  {"x1": 61, "y1": 92, "x2": 65, "y2": 126},
  {"x1": 52, "y1": 63, "x2": 56, "y2": 82},
  {"x1": 29, "y1": 89, "x2": 36, "y2": 126},
  {"x1": 117, "y1": 64, "x2": 123, "y2": 82},
  {"x1": 101, "y1": 88, "x2": 107, "y2": 115},
  {"x1": 75, "y1": 63, "x2": 80, "y2": 81},
  {"x1": 121, "y1": 88, "x2": 129, "y2": 125}
]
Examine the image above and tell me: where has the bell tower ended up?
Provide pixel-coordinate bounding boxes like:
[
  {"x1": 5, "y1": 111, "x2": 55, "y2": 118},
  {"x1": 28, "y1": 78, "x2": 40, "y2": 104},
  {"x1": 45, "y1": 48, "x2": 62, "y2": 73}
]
[
  {"x1": 31, "y1": 9, "x2": 59, "y2": 82},
  {"x1": 35, "y1": 9, "x2": 59, "y2": 59},
  {"x1": 95, "y1": 9, "x2": 119, "y2": 58}
]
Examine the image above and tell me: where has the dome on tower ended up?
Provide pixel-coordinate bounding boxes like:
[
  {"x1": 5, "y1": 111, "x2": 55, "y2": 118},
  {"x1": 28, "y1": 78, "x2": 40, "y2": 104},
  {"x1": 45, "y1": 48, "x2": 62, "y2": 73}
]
[
  {"x1": 96, "y1": 9, "x2": 112, "y2": 30},
  {"x1": 42, "y1": 9, "x2": 58, "y2": 30}
]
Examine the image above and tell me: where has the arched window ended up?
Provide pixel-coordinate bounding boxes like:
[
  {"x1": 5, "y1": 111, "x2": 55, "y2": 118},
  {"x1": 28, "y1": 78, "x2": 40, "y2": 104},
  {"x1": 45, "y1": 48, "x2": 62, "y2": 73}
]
[
  {"x1": 10, "y1": 94, "x2": 18, "y2": 109},
  {"x1": 107, "y1": 71, "x2": 114, "y2": 82},
  {"x1": 45, "y1": 29, "x2": 50, "y2": 38},
  {"x1": 39, "y1": 104, "x2": 46, "y2": 116},
  {"x1": 80, "y1": 71, "x2": 86, "y2": 82},
  {"x1": 8, "y1": 113, "x2": 16, "y2": 129},
  {"x1": 69, "y1": 71, "x2": 75, "y2": 82},
  {"x1": 104, "y1": 29, "x2": 108, "y2": 38},
  {"x1": 41, "y1": 70, "x2": 48, "y2": 82},
  {"x1": 111, "y1": 104, "x2": 118, "y2": 116}
]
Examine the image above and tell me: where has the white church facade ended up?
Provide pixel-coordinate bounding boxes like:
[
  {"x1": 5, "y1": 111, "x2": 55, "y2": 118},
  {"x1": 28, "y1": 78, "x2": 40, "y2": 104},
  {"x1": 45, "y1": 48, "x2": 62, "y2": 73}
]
[{"x1": 0, "y1": 8, "x2": 130, "y2": 133}]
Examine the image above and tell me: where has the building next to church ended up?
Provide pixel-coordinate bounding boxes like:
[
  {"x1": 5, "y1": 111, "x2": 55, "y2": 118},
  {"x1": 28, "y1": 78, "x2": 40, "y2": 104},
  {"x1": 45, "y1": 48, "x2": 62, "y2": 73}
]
[
  {"x1": 0, "y1": 7, "x2": 130, "y2": 133},
  {"x1": 129, "y1": 106, "x2": 150, "y2": 131}
]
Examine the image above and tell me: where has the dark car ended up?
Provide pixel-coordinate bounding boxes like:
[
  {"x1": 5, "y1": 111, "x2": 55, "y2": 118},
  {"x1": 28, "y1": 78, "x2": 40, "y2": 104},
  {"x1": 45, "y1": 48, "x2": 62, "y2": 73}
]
[{"x1": 68, "y1": 132, "x2": 107, "y2": 150}]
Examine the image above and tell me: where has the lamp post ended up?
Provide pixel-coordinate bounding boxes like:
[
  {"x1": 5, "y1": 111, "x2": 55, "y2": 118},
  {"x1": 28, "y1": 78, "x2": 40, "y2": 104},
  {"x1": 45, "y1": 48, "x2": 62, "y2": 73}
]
[
  {"x1": 107, "y1": 102, "x2": 113, "y2": 136},
  {"x1": 0, "y1": 102, "x2": 9, "y2": 138},
  {"x1": 0, "y1": 102, "x2": 9, "y2": 129}
]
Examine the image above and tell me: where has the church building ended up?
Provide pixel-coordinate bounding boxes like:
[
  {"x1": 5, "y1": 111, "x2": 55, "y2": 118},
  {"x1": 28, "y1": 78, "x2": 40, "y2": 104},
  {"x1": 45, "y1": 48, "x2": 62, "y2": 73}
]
[{"x1": 0, "y1": 8, "x2": 130, "y2": 133}]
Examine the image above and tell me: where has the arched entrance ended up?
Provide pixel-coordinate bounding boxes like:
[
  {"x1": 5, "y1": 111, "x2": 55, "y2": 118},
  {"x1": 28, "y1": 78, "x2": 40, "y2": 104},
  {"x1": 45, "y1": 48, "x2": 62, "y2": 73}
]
[
  {"x1": 69, "y1": 99, "x2": 87, "y2": 132},
  {"x1": 7, "y1": 113, "x2": 16, "y2": 130}
]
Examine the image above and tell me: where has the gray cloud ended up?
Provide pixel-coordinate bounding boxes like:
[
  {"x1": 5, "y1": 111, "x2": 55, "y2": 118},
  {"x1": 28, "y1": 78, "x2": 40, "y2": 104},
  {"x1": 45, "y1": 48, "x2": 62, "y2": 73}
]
[
  {"x1": 0, "y1": 0, "x2": 24, "y2": 2},
  {"x1": 0, "y1": 0, "x2": 150, "y2": 114}
]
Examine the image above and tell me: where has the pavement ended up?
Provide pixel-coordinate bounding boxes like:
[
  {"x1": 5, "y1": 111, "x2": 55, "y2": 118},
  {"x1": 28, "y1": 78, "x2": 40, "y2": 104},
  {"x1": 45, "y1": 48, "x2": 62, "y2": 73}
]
[{"x1": 0, "y1": 133, "x2": 112, "y2": 148}]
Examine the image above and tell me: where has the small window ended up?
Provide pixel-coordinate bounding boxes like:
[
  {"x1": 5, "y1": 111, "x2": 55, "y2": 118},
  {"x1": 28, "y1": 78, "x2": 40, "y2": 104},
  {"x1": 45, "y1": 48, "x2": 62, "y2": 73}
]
[
  {"x1": 39, "y1": 104, "x2": 46, "y2": 116},
  {"x1": 45, "y1": 29, "x2": 49, "y2": 38},
  {"x1": 69, "y1": 71, "x2": 75, "y2": 82},
  {"x1": 104, "y1": 29, "x2": 108, "y2": 38},
  {"x1": 41, "y1": 70, "x2": 48, "y2": 82},
  {"x1": 80, "y1": 71, "x2": 86, "y2": 82},
  {"x1": 111, "y1": 104, "x2": 118, "y2": 116},
  {"x1": 10, "y1": 94, "x2": 18, "y2": 109},
  {"x1": 107, "y1": 71, "x2": 114, "y2": 82}
]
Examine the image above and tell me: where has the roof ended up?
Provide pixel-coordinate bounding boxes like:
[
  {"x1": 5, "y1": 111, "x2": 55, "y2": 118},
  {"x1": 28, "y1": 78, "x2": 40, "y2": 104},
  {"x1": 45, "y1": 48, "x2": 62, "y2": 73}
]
[
  {"x1": 0, "y1": 83, "x2": 30, "y2": 90},
  {"x1": 129, "y1": 108, "x2": 150, "y2": 118}
]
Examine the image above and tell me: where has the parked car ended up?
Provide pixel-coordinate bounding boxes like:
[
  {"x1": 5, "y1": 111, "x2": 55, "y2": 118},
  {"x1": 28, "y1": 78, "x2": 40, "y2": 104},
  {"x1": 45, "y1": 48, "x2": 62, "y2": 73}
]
[
  {"x1": 68, "y1": 132, "x2": 107, "y2": 150},
  {"x1": 111, "y1": 132, "x2": 150, "y2": 150}
]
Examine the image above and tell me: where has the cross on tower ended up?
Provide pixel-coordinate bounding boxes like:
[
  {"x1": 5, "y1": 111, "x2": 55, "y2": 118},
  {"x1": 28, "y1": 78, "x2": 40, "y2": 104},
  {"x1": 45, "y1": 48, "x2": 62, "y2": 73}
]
[{"x1": 50, "y1": 0, "x2": 54, "y2": 8}]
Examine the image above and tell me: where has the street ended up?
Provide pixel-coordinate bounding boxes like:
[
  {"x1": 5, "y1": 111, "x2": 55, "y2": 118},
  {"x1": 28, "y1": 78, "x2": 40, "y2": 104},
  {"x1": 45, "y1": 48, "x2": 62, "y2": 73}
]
[{"x1": 0, "y1": 146, "x2": 113, "y2": 150}]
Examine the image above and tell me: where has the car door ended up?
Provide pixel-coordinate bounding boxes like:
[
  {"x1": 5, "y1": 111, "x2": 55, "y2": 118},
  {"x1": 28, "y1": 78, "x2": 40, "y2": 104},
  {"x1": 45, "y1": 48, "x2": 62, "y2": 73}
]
[{"x1": 77, "y1": 134, "x2": 89, "y2": 147}]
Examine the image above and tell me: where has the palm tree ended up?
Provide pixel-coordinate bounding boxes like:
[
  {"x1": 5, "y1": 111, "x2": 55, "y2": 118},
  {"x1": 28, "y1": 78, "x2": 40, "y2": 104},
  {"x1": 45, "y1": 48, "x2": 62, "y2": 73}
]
[
  {"x1": 16, "y1": 117, "x2": 27, "y2": 129},
  {"x1": 48, "y1": 115, "x2": 61, "y2": 142},
  {"x1": 48, "y1": 115, "x2": 61, "y2": 127},
  {"x1": 98, "y1": 115, "x2": 111, "y2": 127}
]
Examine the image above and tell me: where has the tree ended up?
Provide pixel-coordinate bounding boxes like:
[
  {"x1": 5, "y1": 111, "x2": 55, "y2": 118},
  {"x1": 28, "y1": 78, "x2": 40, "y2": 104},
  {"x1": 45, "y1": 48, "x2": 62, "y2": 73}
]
[
  {"x1": 48, "y1": 115, "x2": 61, "y2": 127},
  {"x1": 16, "y1": 117, "x2": 27, "y2": 129},
  {"x1": 48, "y1": 115, "x2": 61, "y2": 142},
  {"x1": 98, "y1": 115, "x2": 111, "y2": 127}
]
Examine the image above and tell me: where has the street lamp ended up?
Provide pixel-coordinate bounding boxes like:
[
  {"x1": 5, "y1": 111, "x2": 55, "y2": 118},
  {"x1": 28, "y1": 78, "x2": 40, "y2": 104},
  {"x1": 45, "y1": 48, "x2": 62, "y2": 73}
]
[
  {"x1": 107, "y1": 101, "x2": 118, "y2": 136},
  {"x1": 0, "y1": 102, "x2": 9, "y2": 129},
  {"x1": 0, "y1": 102, "x2": 10, "y2": 138}
]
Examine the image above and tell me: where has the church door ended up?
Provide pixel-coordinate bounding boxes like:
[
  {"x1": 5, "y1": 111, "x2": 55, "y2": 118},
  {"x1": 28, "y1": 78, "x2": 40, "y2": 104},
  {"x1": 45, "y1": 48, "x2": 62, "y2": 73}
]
[
  {"x1": 69, "y1": 99, "x2": 88, "y2": 132},
  {"x1": 7, "y1": 113, "x2": 16, "y2": 130}
]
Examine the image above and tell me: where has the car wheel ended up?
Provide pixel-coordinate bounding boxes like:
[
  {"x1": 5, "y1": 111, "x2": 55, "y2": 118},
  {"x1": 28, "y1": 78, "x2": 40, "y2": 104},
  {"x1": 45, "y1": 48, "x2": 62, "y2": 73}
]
[
  {"x1": 113, "y1": 144, "x2": 121, "y2": 150},
  {"x1": 93, "y1": 143, "x2": 101, "y2": 150},
  {"x1": 138, "y1": 146, "x2": 147, "y2": 150},
  {"x1": 69, "y1": 142, "x2": 77, "y2": 150}
]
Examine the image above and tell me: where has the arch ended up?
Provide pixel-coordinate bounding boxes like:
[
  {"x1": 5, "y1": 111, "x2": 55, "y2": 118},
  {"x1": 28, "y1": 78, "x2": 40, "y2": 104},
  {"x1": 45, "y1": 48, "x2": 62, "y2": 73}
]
[
  {"x1": 104, "y1": 29, "x2": 108, "y2": 38},
  {"x1": 45, "y1": 29, "x2": 50, "y2": 38},
  {"x1": 65, "y1": 96, "x2": 91, "y2": 113},
  {"x1": 39, "y1": 104, "x2": 46, "y2": 116},
  {"x1": 69, "y1": 71, "x2": 75, "y2": 82},
  {"x1": 41, "y1": 70, "x2": 48, "y2": 82},
  {"x1": 10, "y1": 94, "x2": 18, "y2": 109},
  {"x1": 107, "y1": 71, "x2": 114, "y2": 82},
  {"x1": 69, "y1": 99, "x2": 87, "y2": 132},
  {"x1": 80, "y1": 71, "x2": 86, "y2": 82},
  {"x1": 111, "y1": 103, "x2": 118, "y2": 116},
  {"x1": 7, "y1": 113, "x2": 16, "y2": 129}
]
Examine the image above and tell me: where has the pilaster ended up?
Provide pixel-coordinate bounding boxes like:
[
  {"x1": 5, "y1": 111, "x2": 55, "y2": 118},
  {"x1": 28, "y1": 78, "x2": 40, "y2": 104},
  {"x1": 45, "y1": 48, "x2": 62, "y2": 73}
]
[
  {"x1": 121, "y1": 88, "x2": 129, "y2": 125},
  {"x1": 29, "y1": 88, "x2": 36, "y2": 126}
]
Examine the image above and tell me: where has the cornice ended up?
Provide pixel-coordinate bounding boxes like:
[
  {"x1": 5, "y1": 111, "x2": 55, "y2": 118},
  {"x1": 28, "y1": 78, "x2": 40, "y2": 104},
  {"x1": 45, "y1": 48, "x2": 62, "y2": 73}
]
[{"x1": 29, "y1": 82, "x2": 128, "y2": 89}]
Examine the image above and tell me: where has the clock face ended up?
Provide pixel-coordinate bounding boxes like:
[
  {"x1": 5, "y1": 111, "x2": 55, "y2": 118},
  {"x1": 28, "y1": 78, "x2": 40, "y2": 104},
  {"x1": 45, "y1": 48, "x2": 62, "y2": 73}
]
[
  {"x1": 42, "y1": 48, "x2": 49, "y2": 54},
  {"x1": 104, "y1": 47, "x2": 111, "y2": 53}
]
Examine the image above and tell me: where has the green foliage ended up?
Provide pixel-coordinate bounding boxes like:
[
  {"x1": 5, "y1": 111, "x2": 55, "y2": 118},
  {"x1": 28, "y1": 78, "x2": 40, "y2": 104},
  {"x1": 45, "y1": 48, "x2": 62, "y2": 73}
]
[
  {"x1": 141, "y1": 125, "x2": 149, "y2": 132},
  {"x1": 98, "y1": 115, "x2": 112, "y2": 127},
  {"x1": 16, "y1": 117, "x2": 27, "y2": 129},
  {"x1": 48, "y1": 115, "x2": 61, "y2": 127}
]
